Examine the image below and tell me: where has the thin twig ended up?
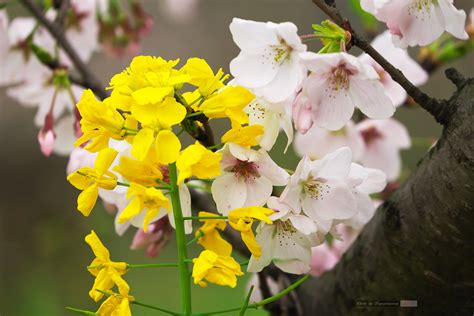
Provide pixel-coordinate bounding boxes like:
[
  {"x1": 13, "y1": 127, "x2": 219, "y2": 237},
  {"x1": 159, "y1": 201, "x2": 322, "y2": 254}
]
[
  {"x1": 19, "y1": 0, "x2": 107, "y2": 99},
  {"x1": 54, "y1": 0, "x2": 70, "y2": 28},
  {"x1": 311, "y1": 0, "x2": 447, "y2": 124}
]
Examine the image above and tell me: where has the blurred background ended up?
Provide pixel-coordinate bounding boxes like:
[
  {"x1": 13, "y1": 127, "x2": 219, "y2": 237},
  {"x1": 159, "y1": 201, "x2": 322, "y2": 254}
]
[{"x1": 0, "y1": 0, "x2": 472, "y2": 315}]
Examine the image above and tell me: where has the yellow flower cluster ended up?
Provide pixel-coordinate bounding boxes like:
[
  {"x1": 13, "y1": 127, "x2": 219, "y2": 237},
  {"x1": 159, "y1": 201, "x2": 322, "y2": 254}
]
[{"x1": 85, "y1": 231, "x2": 133, "y2": 315}]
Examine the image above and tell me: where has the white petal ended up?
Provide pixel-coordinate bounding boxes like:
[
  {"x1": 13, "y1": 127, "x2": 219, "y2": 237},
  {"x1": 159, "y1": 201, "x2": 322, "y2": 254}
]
[
  {"x1": 211, "y1": 172, "x2": 247, "y2": 215},
  {"x1": 244, "y1": 176, "x2": 273, "y2": 207},
  {"x1": 357, "y1": 167, "x2": 387, "y2": 194},
  {"x1": 314, "y1": 147, "x2": 352, "y2": 180},
  {"x1": 288, "y1": 214, "x2": 318, "y2": 235},
  {"x1": 302, "y1": 178, "x2": 357, "y2": 221},
  {"x1": 230, "y1": 52, "x2": 279, "y2": 88},
  {"x1": 437, "y1": 0, "x2": 468, "y2": 40},
  {"x1": 350, "y1": 77, "x2": 394, "y2": 119},
  {"x1": 256, "y1": 149, "x2": 289, "y2": 186},
  {"x1": 229, "y1": 18, "x2": 279, "y2": 52},
  {"x1": 247, "y1": 224, "x2": 276, "y2": 273}
]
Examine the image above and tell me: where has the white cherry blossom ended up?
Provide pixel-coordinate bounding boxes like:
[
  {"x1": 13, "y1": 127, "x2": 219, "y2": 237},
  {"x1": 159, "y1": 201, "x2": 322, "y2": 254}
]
[
  {"x1": 361, "y1": 0, "x2": 468, "y2": 48},
  {"x1": 300, "y1": 52, "x2": 394, "y2": 131},
  {"x1": 247, "y1": 197, "x2": 318, "y2": 274},
  {"x1": 356, "y1": 118, "x2": 411, "y2": 181},
  {"x1": 229, "y1": 18, "x2": 307, "y2": 103},
  {"x1": 211, "y1": 143, "x2": 289, "y2": 215},
  {"x1": 359, "y1": 31, "x2": 428, "y2": 106},
  {"x1": 245, "y1": 96, "x2": 293, "y2": 151},
  {"x1": 279, "y1": 148, "x2": 358, "y2": 234}
]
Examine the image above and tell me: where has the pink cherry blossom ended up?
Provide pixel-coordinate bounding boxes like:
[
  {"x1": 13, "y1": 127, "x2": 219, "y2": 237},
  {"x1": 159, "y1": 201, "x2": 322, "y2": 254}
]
[
  {"x1": 359, "y1": 31, "x2": 428, "y2": 107},
  {"x1": 299, "y1": 52, "x2": 394, "y2": 131},
  {"x1": 356, "y1": 118, "x2": 411, "y2": 182},
  {"x1": 294, "y1": 120, "x2": 365, "y2": 161},
  {"x1": 361, "y1": 0, "x2": 468, "y2": 48},
  {"x1": 130, "y1": 217, "x2": 173, "y2": 257},
  {"x1": 211, "y1": 143, "x2": 289, "y2": 215}
]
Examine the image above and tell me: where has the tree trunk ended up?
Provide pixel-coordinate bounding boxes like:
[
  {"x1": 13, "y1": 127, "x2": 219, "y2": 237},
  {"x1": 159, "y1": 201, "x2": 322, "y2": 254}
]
[{"x1": 295, "y1": 72, "x2": 474, "y2": 315}]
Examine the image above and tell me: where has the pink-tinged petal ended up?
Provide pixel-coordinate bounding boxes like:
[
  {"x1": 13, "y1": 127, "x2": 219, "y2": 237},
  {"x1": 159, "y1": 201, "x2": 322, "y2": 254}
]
[
  {"x1": 437, "y1": 0, "x2": 468, "y2": 40},
  {"x1": 230, "y1": 52, "x2": 278, "y2": 88},
  {"x1": 301, "y1": 178, "x2": 357, "y2": 221},
  {"x1": 314, "y1": 147, "x2": 353, "y2": 180},
  {"x1": 357, "y1": 167, "x2": 387, "y2": 194},
  {"x1": 288, "y1": 214, "x2": 318, "y2": 235},
  {"x1": 244, "y1": 176, "x2": 273, "y2": 207},
  {"x1": 255, "y1": 56, "x2": 303, "y2": 103},
  {"x1": 229, "y1": 18, "x2": 280, "y2": 52},
  {"x1": 38, "y1": 129, "x2": 56, "y2": 157},
  {"x1": 211, "y1": 172, "x2": 247, "y2": 215},
  {"x1": 53, "y1": 114, "x2": 76, "y2": 156},
  {"x1": 292, "y1": 92, "x2": 314, "y2": 134},
  {"x1": 311, "y1": 85, "x2": 355, "y2": 131},
  {"x1": 350, "y1": 77, "x2": 394, "y2": 119},
  {"x1": 310, "y1": 243, "x2": 341, "y2": 276},
  {"x1": 256, "y1": 150, "x2": 289, "y2": 185},
  {"x1": 360, "y1": 139, "x2": 401, "y2": 182}
]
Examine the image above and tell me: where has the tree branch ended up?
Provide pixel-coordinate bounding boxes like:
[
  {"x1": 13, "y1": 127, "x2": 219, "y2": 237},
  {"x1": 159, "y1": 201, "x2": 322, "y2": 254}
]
[
  {"x1": 292, "y1": 75, "x2": 474, "y2": 315},
  {"x1": 19, "y1": 0, "x2": 107, "y2": 99},
  {"x1": 311, "y1": 0, "x2": 450, "y2": 124}
]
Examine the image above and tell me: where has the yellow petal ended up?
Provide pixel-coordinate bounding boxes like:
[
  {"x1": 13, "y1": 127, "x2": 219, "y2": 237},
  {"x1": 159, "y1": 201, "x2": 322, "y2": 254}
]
[
  {"x1": 77, "y1": 184, "x2": 99, "y2": 216},
  {"x1": 85, "y1": 230, "x2": 110, "y2": 260},
  {"x1": 155, "y1": 130, "x2": 181, "y2": 164},
  {"x1": 241, "y1": 229, "x2": 262, "y2": 258},
  {"x1": 131, "y1": 128, "x2": 154, "y2": 160},
  {"x1": 131, "y1": 86, "x2": 173, "y2": 105},
  {"x1": 118, "y1": 197, "x2": 142, "y2": 224},
  {"x1": 94, "y1": 148, "x2": 118, "y2": 174},
  {"x1": 89, "y1": 268, "x2": 114, "y2": 302},
  {"x1": 156, "y1": 97, "x2": 187, "y2": 128}
]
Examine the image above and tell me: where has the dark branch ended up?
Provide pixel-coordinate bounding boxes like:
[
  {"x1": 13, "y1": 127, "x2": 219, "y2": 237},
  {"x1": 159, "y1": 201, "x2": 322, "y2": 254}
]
[
  {"x1": 54, "y1": 0, "x2": 70, "y2": 28},
  {"x1": 19, "y1": 0, "x2": 107, "y2": 100},
  {"x1": 311, "y1": 0, "x2": 449, "y2": 124}
]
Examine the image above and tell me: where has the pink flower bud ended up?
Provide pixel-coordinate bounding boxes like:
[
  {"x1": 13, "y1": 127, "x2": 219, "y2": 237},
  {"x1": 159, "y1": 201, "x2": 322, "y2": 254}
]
[
  {"x1": 130, "y1": 217, "x2": 172, "y2": 257},
  {"x1": 292, "y1": 92, "x2": 313, "y2": 134},
  {"x1": 38, "y1": 129, "x2": 56, "y2": 157}
]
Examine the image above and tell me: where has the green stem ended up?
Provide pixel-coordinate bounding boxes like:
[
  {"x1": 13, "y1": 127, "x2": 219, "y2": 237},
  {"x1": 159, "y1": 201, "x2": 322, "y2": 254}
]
[
  {"x1": 132, "y1": 300, "x2": 178, "y2": 315},
  {"x1": 186, "y1": 231, "x2": 203, "y2": 247},
  {"x1": 116, "y1": 181, "x2": 130, "y2": 187},
  {"x1": 201, "y1": 275, "x2": 310, "y2": 314},
  {"x1": 65, "y1": 307, "x2": 96, "y2": 315},
  {"x1": 185, "y1": 111, "x2": 204, "y2": 118},
  {"x1": 127, "y1": 263, "x2": 178, "y2": 268},
  {"x1": 239, "y1": 285, "x2": 254, "y2": 316},
  {"x1": 168, "y1": 162, "x2": 192, "y2": 315},
  {"x1": 182, "y1": 216, "x2": 228, "y2": 221}
]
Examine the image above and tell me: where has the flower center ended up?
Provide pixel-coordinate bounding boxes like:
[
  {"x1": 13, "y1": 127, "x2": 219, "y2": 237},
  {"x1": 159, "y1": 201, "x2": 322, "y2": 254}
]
[
  {"x1": 247, "y1": 102, "x2": 267, "y2": 121},
  {"x1": 231, "y1": 160, "x2": 260, "y2": 180},
  {"x1": 408, "y1": 0, "x2": 437, "y2": 19},
  {"x1": 303, "y1": 177, "x2": 331, "y2": 200},
  {"x1": 330, "y1": 65, "x2": 351, "y2": 91},
  {"x1": 360, "y1": 126, "x2": 383, "y2": 145},
  {"x1": 276, "y1": 221, "x2": 299, "y2": 247}
]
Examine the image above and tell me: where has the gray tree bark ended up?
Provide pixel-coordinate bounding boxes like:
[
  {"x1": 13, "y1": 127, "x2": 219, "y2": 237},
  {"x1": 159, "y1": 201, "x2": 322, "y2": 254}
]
[{"x1": 293, "y1": 71, "x2": 474, "y2": 315}]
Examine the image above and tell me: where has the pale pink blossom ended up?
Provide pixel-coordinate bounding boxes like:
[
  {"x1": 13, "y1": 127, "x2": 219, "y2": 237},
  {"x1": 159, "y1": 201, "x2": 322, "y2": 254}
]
[
  {"x1": 161, "y1": 0, "x2": 199, "y2": 23},
  {"x1": 211, "y1": 143, "x2": 289, "y2": 215},
  {"x1": 130, "y1": 217, "x2": 173, "y2": 257},
  {"x1": 292, "y1": 92, "x2": 314, "y2": 134},
  {"x1": 361, "y1": 0, "x2": 468, "y2": 48},
  {"x1": 247, "y1": 197, "x2": 318, "y2": 274},
  {"x1": 37, "y1": 128, "x2": 56, "y2": 157},
  {"x1": 359, "y1": 31, "x2": 428, "y2": 106},
  {"x1": 66, "y1": 147, "x2": 97, "y2": 175},
  {"x1": 294, "y1": 120, "x2": 365, "y2": 161},
  {"x1": 300, "y1": 52, "x2": 394, "y2": 131},
  {"x1": 280, "y1": 148, "x2": 386, "y2": 234},
  {"x1": 356, "y1": 118, "x2": 411, "y2": 181},
  {"x1": 229, "y1": 18, "x2": 307, "y2": 103}
]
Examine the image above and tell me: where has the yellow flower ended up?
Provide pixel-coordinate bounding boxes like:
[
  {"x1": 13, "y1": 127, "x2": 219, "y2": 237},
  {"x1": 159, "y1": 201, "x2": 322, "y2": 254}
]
[
  {"x1": 113, "y1": 151, "x2": 164, "y2": 187},
  {"x1": 74, "y1": 90, "x2": 126, "y2": 152},
  {"x1": 184, "y1": 58, "x2": 229, "y2": 98},
  {"x1": 196, "y1": 211, "x2": 232, "y2": 256},
  {"x1": 199, "y1": 86, "x2": 254, "y2": 125},
  {"x1": 96, "y1": 275, "x2": 134, "y2": 316},
  {"x1": 118, "y1": 183, "x2": 171, "y2": 232},
  {"x1": 108, "y1": 56, "x2": 189, "y2": 111},
  {"x1": 85, "y1": 230, "x2": 128, "y2": 302},
  {"x1": 221, "y1": 124, "x2": 264, "y2": 148},
  {"x1": 192, "y1": 250, "x2": 243, "y2": 288},
  {"x1": 176, "y1": 142, "x2": 222, "y2": 184},
  {"x1": 130, "y1": 96, "x2": 186, "y2": 163},
  {"x1": 228, "y1": 206, "x2": 274, "y2": 258},
  {"x1": 67, "y1": 148, "x2": 118, "y2": 216}
]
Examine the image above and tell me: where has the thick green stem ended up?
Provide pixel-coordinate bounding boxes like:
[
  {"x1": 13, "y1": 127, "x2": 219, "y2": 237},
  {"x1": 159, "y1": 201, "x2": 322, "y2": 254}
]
[{"x1": 168, "y1": 163, "x2": 192, "y2": 315}]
